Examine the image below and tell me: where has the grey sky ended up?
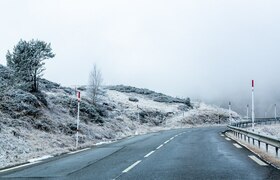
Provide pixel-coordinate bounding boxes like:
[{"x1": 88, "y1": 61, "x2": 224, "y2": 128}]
[{"x1": 1, "y1": 0, "x2": 280, "y2": 116}]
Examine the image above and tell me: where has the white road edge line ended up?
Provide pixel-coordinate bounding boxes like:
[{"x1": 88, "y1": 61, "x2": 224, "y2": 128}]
[
  {"x1": 248, "y1": 155, "x2": 268, "y2": 166},
  {"x1": 122, "y1": 160, "x2": 142, "y2": 173},
  {"x1": 233, "y1": 143, "x2": 242, "y2": 149},
  {"x1": 156, "y1": 144, "x2": 163, "y2": 149},
  {"x1": 225, "y1": 137, "x2": 231, "y2": 141},
  {"x1": 144, "y1": 151, "x2": 155, "y2": 158},
  {"x1": 0, "y1": 161, "x2": 41, "y2": 173},
  {"x1": 28, "y1": 155, "x2": 53, "y2": 163},
  {"x1": 68, "y1": 148, "x2": 90, "y2": 155}
]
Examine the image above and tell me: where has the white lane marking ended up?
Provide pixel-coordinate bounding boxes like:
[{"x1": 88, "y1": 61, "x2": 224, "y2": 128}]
[
  {"x1": 169, "y1": 137, "x2": 174, "y2": 140},
  {"x1": 68, "y1": 148, "x2": 90, "y2": 155},
  {"x1": 164, "y1": 140, "x2": 170, "y2": 144},
  {"x1": 225, "y1": 138, "x2": 231, "y2": 141},
  {"x1": 28, "y1": 155, "x2": 53, "y2": 163},
  {"x1": 144, "y1": 151, "x2": 155, "y2": 158},
  {"x1": 233, "y1": 143, "x2": 242, "y2": 149},
  {"x1": 122, "y1": 160, "x2": 142, "y2": 173},
  {"x1": 248, "y1": 155, "x2": 268, "y2": 166},
  {"x1": 220, "y1": 134, "x2": 224, "y2": 137},
  {"x1": 156, "y1": 144, "x2": 163, "y2": 149},
  {"x1": 0, "y1": 161, "x2": 41, "y2": 173}
]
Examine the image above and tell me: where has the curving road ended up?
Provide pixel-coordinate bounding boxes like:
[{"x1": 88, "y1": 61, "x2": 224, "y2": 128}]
[{"x1": 1, "y1": 127, "x2": 280, "y2": 180}]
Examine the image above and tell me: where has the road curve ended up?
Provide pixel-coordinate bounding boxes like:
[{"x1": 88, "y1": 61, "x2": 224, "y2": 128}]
[{"x1": 1, "y1": 127, "x2": 280, "y2": 180}]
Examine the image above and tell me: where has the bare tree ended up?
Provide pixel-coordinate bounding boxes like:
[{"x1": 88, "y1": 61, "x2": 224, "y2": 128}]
[{"x1": 88, "y1": 64, "x2": 103, "y2": 104}]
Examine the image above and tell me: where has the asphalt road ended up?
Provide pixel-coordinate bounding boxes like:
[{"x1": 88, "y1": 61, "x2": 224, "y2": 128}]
[{"x1": 1, "y1": 127, "x2": 280, "y2": 180}]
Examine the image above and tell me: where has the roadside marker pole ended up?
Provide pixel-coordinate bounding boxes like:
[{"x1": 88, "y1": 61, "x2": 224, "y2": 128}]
[
  {"x1": 229, "y1": 102, "x2": 231, "y2": 125},
  {"x1": 275, "y1": 104, "x2": 277, "y2": 120},
  {"x1": 137, "y1": 105, "x2": 140, "y2": 121},
  {"x1": 252, "y1": 80, "x2": 255, "y2": 131},
  {"x1": 76, "y1": 91, "x2": 81, "y2": 148},
  {"x1": 246, "y1": 104, "x2": 249, "y2": 120}
]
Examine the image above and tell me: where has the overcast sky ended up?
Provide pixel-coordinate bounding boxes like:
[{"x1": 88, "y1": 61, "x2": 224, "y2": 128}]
[{"x1": 1, "y1": 0, "x2": 280, "y2": 116}]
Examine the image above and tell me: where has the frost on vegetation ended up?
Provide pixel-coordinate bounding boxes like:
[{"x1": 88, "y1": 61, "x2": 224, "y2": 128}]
[
  {"x1": 47, "y1": 93, "x2": 104, "y2": 124},
  {"x1": 249, "y1": 124, "x2": 280, "y2": 139},
  {"x1": 107, "y1": 85, "x2": 191, "y2": 106},
  {"x1": 0, "y1": 65, "x2": 14, "y2": 92},
  {"x1": 0, "y1": 89, "x2": 42, "y2": 118},
  {"x1": 180, "y1": 102, "x2": 241, "y2": 125},
  {"x1": 0, "y1": 71, "x2": 240, "y2": 169}
]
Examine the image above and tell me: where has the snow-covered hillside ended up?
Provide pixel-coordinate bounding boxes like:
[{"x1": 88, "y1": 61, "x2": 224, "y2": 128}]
[{"x1": 0, "y1": 66, "x2": 240, "y2": 168}]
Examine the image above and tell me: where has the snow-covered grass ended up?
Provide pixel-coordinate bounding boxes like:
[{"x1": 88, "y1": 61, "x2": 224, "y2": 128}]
[
  {"x1": 248, "y1": 124, "x2": 280, "y2": 139},
  {"x1": 179, "y1": 102, "x2": 240, "y2": 125},
  {"x1": 106, "y1": 90, "x2": 181, "y2": 113}
]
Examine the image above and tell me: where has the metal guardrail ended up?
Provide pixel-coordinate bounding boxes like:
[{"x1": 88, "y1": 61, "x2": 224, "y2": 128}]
[
  {"x1": 227, "y1": 125, "x2": 280, "y2": 157},
  {"x1": 231, "y1": 117, "x2": 280, "y2": 128}
]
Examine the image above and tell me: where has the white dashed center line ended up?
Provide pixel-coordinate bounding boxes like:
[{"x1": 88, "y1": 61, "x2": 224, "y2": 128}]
[
  {"x1": 156, "y1": 144, "x2": 163, "y2": 149},
  {"x1": 122, "y1": 160, "x2": 142, "y2": 173},
  {"x1": 164, "y1": 140, "x2": 170, "y2": 144},
  {"x1": 233, "y1": 143, "x2": 242, "y2": 149},
  {"x1": 248, "y1": 155, "x2": 268, "y2": 166},
  {"x1": 144, "y1": 151, "x2": 155, "y2": 158},
  {"x1": 220, "y1": 134, "x2": 224, "y2": 137}
]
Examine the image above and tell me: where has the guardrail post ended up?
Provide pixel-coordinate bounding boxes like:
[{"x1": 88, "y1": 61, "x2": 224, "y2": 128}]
[
  {"x1": 276, "y1": 147, "x2": 279, "y2": 157},
  {"x1": 248, "y1": 137, "x2": 250, "y2": 143},
  {"x1": 258, "y1": 141, "x2": 260, "y2": 148},
  {"x1": 252, "y1": 139, "x2": 255, "y2": 145},
  {"x1": 266, "y1": 144, "x2": 268, "y2": 152}
]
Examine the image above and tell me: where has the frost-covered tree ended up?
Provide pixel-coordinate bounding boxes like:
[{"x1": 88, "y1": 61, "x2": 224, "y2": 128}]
[
  {"x1": 0, "y1": 65, "x2": 14, "y2": 93},
  {"x1": 87, "y1": 64, "x2": 103, "y2": 104},
  {"x1": 6, "y1": 39, "x2": 55, "y2": 92}
]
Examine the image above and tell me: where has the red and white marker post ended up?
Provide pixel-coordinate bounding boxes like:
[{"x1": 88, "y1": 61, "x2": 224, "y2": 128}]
[
  {"x1": 251, "y1": 80, "x2": 255, "y2": 131},
  {"x1": 76, "y1": 91, "x2": 81, "y2": 148},
  {"x1": 229, "y1": 101, "x2": 232, "y2": 125},
  {"x1": 246, "y1": 104, "x2": 249, "y2": 120},
  {"x1": 275, "y1": 104, "x2": 277, "y2": 120}
]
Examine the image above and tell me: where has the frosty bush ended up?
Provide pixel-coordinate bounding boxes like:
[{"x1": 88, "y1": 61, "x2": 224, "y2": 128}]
[
  {"x1": 0, "y1": 89, "x2": 42, "y2": 118},
  {"x1": 49, "y1": 94, "x2": 104, "y2": 124}
]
